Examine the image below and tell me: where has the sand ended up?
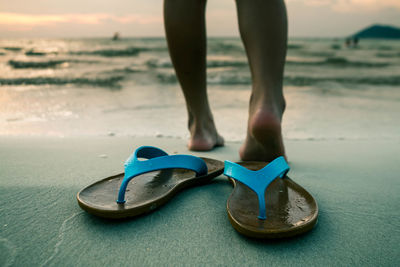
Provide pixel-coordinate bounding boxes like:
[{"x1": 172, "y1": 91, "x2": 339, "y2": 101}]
[{"x1": 0, "y1": 136, "x2": 399, "y2": 266}]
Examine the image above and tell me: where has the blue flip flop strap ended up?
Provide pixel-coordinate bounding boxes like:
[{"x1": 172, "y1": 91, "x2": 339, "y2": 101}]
[
  {"x1": 224, "y1": 156, "x2": 290, "y2": 220},
  {"x1": 117, "y1": 146, "x2": 208, "y2": 204}
]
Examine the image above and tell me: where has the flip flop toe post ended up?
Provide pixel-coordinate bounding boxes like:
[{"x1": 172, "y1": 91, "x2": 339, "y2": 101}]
[
  {"x1": 77, "y1": 146, "x2": 224, "y2": 219},
  {"x1": 224, "y1": 157, "x2": 318, "y2": 238}
]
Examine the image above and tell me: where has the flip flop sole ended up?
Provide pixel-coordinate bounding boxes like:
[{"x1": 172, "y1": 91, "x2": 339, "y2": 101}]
[
  {"x1": 77, "y1": 157, "x2": 224, "y2": 219},
  {"x1": 227, "y1": 161, "x2": 318, "y2": 239}
]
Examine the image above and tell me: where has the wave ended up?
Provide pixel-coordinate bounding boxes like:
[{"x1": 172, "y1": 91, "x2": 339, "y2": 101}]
[
  {"x1": 25, "y1": 50, "x2": 47, "y2": 56},
  {"x1": 71, "y1": 47, "x2": 144, "y2": 57},
  {"x1": 287, "y1": 44, "x2": 303, "y2": 49},
  {"x1": 8, "y1": 60, "x2": 67, "y2": 69},
  {"x1": 287, "y1": 57, "x2": 389, "y2": 68},
  {"x1": 284, "y1": 75, "x2": 400, "y2": 86},
  {"x1": 208, "y1": 42, "x2": 244, "y2": 53},
  {"x1": 328, "y1": 44, "x2": 398, "y2": 51},
  {"x1": 148, "y1": 56, "x2": 388, "y2": 70},
  {"x1": 376, "y1": 45, "x2": 393, "y2": 51},
  {"x1": 146, "y1": 59, "x2": 172, "y2": 68},
  {"x1": 116, "y1": 67, "x2": 144, "y2": 73},
  {"x1": 2, "y1": 47, "x2": 22, "y2": 51},
  {"x1": 156, "y1": 73, "x2": 177, "y2": 83},
  {"x1": 147, "y1": 59, "x2": 248, "y2": 69},
  {"x1": 8, "y1": 59, "x2": 101, "y2": 69},
  {"x1": 207, "y1": 60, "x2": 248, "y2": 68},
  {"x1": 156, "y1": 71, "x2": 400, "y2": 86},
  {"x1": 214, "y1": 75, "x2": 400, "y2": 86},
  {"x1": 102, "y1": 66, "x2": 145, "y2": 75},
  {"x1": 0, "y1": 75, "x2": 124, "y2": 88},
  {"x1": 208, "y1": 74, "x2": 251, "y2": 85},
  {"x1": 376, "y1": 52, "x2": 400, "y2": 58},
  {"x1": 208, "y1": 42, "x2": 302, "y2": 54},
  {"x1": 301, "y1": 51, "x2": 336, "y2": 57},
  {"x1": 4, "y1": 71, "x2": 396, "y2": 89},
  {"x1": 156, "y1": 72, "x2": 251, "y2": 85}
]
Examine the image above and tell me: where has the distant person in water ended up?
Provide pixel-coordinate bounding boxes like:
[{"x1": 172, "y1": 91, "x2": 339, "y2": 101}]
[
  {"x1": 345, "y1": 37, "x2": 359, "y2": 48},
  {"x1": 353, "y1": 37, "x2": 359, "y2": 46},
  {"x1": 345, "y1": 38, "x2": 351, "y2": 47},
  {"x1": 112, "y1": 32, "x2": 120, "y2": 41},
  {"x1": 164, "y1": 0, "x2": 287, "y2": 162}
]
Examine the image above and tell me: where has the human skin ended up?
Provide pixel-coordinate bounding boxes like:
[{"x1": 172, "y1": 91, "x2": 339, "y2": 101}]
[{"x1": 164, "y1": 0, "x2": 287, "y2": 161}]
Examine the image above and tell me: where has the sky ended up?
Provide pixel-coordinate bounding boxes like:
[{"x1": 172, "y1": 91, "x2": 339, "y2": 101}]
[{"x1": 1, "y1": 0, "x2": 400, "y2": 38}]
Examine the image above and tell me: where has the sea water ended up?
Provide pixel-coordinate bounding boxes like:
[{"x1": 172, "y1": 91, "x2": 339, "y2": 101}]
[{"x1": 0, "y1": 37, "x2": 399, "y2": 141}]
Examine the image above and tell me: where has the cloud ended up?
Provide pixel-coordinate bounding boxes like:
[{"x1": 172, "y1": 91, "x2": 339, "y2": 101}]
[
  {"x1": 0, "y1": 12, "x2": 162, "y2": 29},
  {"x1": 289, "y1": 0, "x2": 400, "y2": 12},
  {"x1": 113, "y1": 15, "x2": 161, "y2": 24},
  {"x1": 332, "y1": 0, "x2": 400, "y2": 12}
]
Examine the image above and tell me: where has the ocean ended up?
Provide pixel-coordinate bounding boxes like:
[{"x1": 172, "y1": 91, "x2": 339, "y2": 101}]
[{"x1": 0, "y1": 37, "x2": 399, "y2": 141}]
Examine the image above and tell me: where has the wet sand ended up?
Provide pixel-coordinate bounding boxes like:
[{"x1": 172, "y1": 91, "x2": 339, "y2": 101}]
[{"x1": 0, "y1": 136, "x2": 399, "y2": 266}]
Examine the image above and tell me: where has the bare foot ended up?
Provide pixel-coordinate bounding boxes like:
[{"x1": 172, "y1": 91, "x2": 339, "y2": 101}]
[
  {"x1": 188, "y1": 117, "x2": 224, "y2": 151},
  {"x1": 240, "y1": 102, "x2": 286, "y2": 162}
]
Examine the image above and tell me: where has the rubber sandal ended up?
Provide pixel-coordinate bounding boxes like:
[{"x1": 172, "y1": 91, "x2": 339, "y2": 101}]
[
  {"x1": 224, "y1": 157, "x2": 318, "y2": 238},
  {"x1": 77, "y1": 146, "x2": 224, "y2": 219}
]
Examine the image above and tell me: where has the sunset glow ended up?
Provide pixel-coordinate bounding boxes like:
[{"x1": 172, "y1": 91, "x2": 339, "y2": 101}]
[
  {"x1": 0, "y1": 13, "x2": 162, "y2": 26},
  {"x1": 298, "y1": 0, "x2": 400, "y2": 12},
  {"x1": 0, "y1": 0, "x2": 399, "y2": 37}
]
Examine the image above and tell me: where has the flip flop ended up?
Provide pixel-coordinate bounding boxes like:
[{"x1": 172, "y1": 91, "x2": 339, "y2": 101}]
[
  {"x1": 223, "y1": 157, "x2": 318, "y2": 238},
  {"x1": 77, "y1": 146, "x2": 224, "y2": 219}
]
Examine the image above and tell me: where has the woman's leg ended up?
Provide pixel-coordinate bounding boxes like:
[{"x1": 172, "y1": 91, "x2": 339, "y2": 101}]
[
  {"x1": 164, "y1": 0, "x2": 224, "y2": 151},
  {"x1": 235, "y1": 0, "x2": 288, "y2": 161}
]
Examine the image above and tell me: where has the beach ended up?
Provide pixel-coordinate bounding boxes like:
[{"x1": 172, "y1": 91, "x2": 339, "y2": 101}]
[
  {"x1": 1, "y1": 136, "x2": 399, "y2": 266},
  {"x1": 1, "y1": 38, "x2": 400, "y2": 140},
  {"x1": 1, "y1": 37, "x2": 400, "y2": 266}
]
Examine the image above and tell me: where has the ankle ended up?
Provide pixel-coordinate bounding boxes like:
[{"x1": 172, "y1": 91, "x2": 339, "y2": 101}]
[
  {"x1": 188, "y1": 112, "x2": 215, "y2": 132},
  {"x1": 250, "y1": 98, "x2": 285, "y2": 119},
  {"x1": 250, "y1": 91, "x2": 285, "y2": 119}
]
